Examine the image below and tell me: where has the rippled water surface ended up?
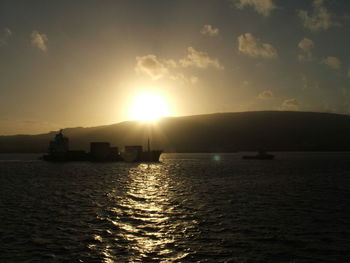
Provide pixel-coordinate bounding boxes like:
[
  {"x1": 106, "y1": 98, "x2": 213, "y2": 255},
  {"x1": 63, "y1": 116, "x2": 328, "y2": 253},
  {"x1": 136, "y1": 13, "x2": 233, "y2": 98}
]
[{"x1": 1, "y1": 153, "x2": 350, "y2": 262}]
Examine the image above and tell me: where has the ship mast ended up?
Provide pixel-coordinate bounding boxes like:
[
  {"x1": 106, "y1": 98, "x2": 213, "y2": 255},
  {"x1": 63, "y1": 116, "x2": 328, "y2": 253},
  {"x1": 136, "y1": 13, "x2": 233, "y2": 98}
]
[{"x1": 147, "y1": 122, "x2": 151, "y2": 153}]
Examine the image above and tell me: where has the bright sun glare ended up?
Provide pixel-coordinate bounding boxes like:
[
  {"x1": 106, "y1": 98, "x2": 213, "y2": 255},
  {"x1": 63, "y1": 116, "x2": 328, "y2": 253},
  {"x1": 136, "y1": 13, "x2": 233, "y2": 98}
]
[{"x1": 130, "y1": 92, "x2": 170, "y2": 122}]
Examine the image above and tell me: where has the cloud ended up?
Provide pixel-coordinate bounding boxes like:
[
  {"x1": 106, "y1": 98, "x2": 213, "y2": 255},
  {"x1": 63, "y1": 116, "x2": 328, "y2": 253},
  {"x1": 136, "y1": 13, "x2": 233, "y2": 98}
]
[
  {"x1": 200, "y1": 24, "x2": 219, "y2": 37},
  {"x1": 0, "y1": 28, "x2": 12, "y2": 46},
  {"x1": 135, "y1": 55, "x2": 168, "y2": 80},
  {"x1": 298, "y1": 38, "x2": 314, "y2": 61},
  {"x1": 258, "y1": 90, "x2": 273, "y2": 99},
  {"x1": 135, "y1": 48, "x2": 223, "y2": 81},
  {"x1": 164, "y1": 59, "x2": 178, "y2": 68},
  {"x1": 298, "y1": 0, "x2": 336, "y2": 32},
  {"x1": 31, "y1": 31, "x2": 48, "y2": 52},
  {"x1": 231, "y1": 0, "x2": 276, "y2": 16},
  {"x1": 180, "y1": 47, "x2": 224, "y2": 69},
  {"x1": 281, "y1": 98, "x2": 299, "y2": 110},
  {"x1": 169, "y1": 73, "x2": 199, "y2": 85},
  {"x1": 238, "y1": 33, "x2": 278, "y2": 59},
  {"x1": 298, "y1": 38, "x2": 314, "y2": 52},
  {"x1": 321, "y1": 56, "x2": 342, "y2": 70}
]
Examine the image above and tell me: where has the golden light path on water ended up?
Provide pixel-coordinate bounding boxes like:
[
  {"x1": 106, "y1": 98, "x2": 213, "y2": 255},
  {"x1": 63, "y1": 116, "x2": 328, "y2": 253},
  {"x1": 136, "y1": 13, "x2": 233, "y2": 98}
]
[{"x1": 96, "y1": 163, "x2": 193, "y2": 262}]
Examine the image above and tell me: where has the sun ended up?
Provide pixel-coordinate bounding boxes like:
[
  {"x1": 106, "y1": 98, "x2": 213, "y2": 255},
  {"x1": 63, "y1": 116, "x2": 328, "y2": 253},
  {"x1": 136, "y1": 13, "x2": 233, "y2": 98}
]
[{"x1": 130, "y1": 92, "x2": 171, "y2": 122}]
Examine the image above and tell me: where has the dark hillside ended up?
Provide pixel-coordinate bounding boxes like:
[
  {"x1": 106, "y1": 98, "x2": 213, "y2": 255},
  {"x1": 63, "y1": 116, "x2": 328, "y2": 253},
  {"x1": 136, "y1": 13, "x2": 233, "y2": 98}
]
[{"x1": 1, "y1": 111, "x2": 350, "y2": 152}]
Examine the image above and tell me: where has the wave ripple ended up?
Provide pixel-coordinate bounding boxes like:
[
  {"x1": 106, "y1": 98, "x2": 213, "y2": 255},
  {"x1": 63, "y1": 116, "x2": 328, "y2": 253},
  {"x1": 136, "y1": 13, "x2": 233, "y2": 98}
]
[{"x1": 1, "y1": 153, "x2": 350, "y2": 262}]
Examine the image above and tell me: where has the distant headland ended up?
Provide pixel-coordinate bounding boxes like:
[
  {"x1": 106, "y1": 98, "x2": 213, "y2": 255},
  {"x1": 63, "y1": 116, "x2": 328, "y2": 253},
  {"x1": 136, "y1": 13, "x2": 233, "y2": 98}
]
[{"x1": 1, "y1": 111, "x2": 350, "y2": 153}]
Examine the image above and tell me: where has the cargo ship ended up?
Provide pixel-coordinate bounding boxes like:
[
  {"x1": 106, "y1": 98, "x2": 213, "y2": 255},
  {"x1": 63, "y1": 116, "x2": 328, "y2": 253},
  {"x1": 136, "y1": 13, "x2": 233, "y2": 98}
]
[
  {"x1": 120, "y1": 139, "x2": 162, "y2": 162},
  {"x1": 41, "y1": 130, "x2": 162, "y2": 162}
]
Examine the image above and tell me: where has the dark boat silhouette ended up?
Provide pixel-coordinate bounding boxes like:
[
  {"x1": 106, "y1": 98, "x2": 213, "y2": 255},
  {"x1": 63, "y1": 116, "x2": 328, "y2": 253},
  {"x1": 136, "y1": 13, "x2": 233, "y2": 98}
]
[
  {"x1": 242, "y1": 150, "x2": 274, "y2": 160},
  {"x1": 41, "y1": 131, "x2": 162, "y2": 162},
  {"x1": 120, "y1": 139, "x2": 162, "y2": 162}
]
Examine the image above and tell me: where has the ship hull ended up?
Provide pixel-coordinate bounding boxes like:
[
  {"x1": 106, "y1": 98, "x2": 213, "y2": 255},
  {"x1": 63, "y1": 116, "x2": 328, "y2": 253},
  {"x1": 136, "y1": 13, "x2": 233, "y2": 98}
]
[
  {"x1": 121, "y1": 150, "x2": 162, "y2": 162},
  {"x1": 41, "y1": 151, "x2": 162, "y2": 163},
  {"x1": 41, "y1": 152, "x2": 122, "y2": 162}
]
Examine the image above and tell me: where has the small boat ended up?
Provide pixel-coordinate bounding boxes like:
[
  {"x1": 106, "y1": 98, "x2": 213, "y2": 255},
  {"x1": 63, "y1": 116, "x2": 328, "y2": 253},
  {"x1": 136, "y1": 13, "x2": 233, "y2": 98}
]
[{"x1": 242, "y1": 150, "x2": 274, "y2": 160}]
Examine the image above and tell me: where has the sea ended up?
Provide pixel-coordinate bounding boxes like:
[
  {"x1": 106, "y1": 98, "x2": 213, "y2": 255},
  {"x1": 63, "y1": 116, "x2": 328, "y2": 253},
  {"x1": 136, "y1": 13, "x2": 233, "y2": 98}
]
[{"x1": 0, "y1": 152, "x2": 349, "y2": 263}]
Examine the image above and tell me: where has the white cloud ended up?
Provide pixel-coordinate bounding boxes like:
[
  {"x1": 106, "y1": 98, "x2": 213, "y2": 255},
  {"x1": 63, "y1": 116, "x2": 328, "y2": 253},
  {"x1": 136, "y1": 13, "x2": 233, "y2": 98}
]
[
  {"x1": 164, "y1": 59, "x2": 178, "y2": 68},
  {"x1": 180, "y1": 47, "x2": 224, "y2": 69},
  {"x1": 281, "y1": 98, "x2": 299, "y2": 110},
  {"x1": 258, "y1": 90, "x2": 273, "y2": 99},
  {"x1": 298, "y1": 38, "x2": 314, "y2": 61},
  {"x1": 31, "y1": 31, "x2": 48, "y2": 52},
  {"x1": 200, "y1": 24, "x2": 219, "y2": 37},
  {"x1": 298, "y1": 0, "x2": 336, "y2": 32},
  {"x1": 169, "y1": 73, "x2": 199, "y2": 85},
  {"x1": 231, "y1": 0, "x2": 276, "y2": 16},
  {"x1": 0, "y1": 28, "x2": 12, "y2": 46},
  {"x1": 321, "y1": 56, "x2": 342, "y2": 70},
  {"x1": 135, "y1": 48, "x2": 223, "y2": 81},
  {"x1": 238, "y1": 33, "x2": 278, "y2": 59},
  {"x1": 298, "y1": 38, "x2": 314, "y2": 52},
  {"x1": 135, "y1": 55, "x2": 168, "y2": 80}
]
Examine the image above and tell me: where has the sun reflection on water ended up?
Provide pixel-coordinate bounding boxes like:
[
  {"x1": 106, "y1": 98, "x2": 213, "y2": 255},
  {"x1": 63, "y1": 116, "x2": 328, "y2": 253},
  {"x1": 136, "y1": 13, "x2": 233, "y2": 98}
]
[
  {"x1": 122, "y1": 164, "x2": 173, "y2": 261},
  {"x1": 98, "y1": 163, "x2": 190, "y2": 262}
]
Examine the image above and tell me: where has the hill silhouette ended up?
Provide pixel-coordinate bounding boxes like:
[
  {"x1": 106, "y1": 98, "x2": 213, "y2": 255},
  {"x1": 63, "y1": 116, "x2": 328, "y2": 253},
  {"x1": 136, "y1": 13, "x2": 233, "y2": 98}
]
[{"x1": 1, "y1": 111, "x2": 350, "y2": 153}]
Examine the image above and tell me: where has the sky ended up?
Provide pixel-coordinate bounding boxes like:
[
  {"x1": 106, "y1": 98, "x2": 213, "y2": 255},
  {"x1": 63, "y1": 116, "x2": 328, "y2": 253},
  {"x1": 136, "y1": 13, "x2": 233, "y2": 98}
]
[{"x1": 1, "y1": 0, "x2": 350, "y2": 135}]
